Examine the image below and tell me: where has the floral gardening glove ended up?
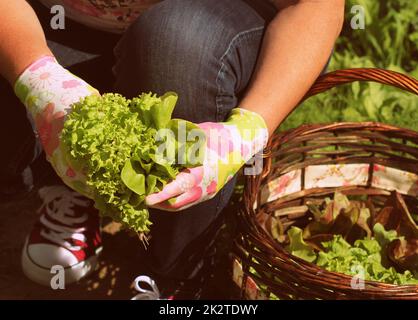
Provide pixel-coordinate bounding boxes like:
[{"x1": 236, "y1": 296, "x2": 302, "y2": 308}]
[
  {"x1": 14, "y1": 56, "x2": 99, "y2": 196},
  {"x1": 145, "y1": 108, "x2": 268, "y2": 211}
]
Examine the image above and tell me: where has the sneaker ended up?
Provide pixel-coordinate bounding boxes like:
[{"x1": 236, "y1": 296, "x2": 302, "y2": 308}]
[
  {"x1": 21, "y1": 185, "x2": 102, "y2": 286},
  {"x1": 131, "y1": 274, "x2": 216, "y2": 300},
  {"x1": 131, "y1": 275, "x2": 173, "y2": 300},
  {"x1": 131, "y1": 248, "x2": 218, "y2": 300},
  {"x1": 131, "y1": 272, "x2": 207, "y2": 300}
]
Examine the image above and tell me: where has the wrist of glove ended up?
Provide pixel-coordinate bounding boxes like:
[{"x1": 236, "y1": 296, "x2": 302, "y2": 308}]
[
  {"x1": 146, "y1": 108, "x2": 268, "y2": 211},
  {"x1": 14, "y1": 56, "x2": 99, "y2": 196}
]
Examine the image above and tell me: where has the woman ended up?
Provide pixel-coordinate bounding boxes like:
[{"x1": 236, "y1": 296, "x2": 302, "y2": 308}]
[{"x1": 0, "y1": 0, "x2": 344, "y2": 298}]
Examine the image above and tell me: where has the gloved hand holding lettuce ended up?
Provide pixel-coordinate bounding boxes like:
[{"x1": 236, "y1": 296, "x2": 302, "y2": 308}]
[
  {"x1": 15, "y1": 55, "x2": 268, "y2": 233},
  {"x1": 61, "y1": 92, "x2": 206, "y2": 233},
  {"x1": 14, "y1": 55, "x2": 99, "y2": 195}
]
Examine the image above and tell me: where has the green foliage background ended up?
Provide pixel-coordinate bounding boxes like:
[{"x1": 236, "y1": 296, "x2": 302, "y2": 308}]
[{"x1": 280, "y1": 0, "x2": 418, "y2": 132}]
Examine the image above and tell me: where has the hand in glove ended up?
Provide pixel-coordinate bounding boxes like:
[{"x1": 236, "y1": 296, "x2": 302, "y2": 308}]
[{"x1": 145, "y1": 108, "x2": 268, "y2": 210}]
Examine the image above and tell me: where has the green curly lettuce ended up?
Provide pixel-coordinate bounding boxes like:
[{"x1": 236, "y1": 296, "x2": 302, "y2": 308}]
[{"x1": 61, "y1": 92, "x2": 204, "y2": 233}]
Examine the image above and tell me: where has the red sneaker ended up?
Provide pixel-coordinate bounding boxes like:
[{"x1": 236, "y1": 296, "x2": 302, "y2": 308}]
[{"x1": 21, "y1": 185, "x2": 102, "y2": 286}]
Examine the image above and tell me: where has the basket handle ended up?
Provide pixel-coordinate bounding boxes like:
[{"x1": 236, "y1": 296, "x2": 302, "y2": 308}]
[{"x1": 302, "y1": 68, "x2": 418, "y2": 101}]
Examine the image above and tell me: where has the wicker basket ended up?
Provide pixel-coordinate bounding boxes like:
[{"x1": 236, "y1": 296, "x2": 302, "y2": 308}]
[{"x1": 232, "y1": 68, "x2": 418, "y2": 300}]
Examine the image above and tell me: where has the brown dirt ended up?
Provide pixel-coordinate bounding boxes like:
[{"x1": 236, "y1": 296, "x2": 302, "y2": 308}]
[
  {"x1": 0, "y1": 183, "x2": 238, "y2": 300},
  {"x1": 0, "y1": 187, "x2": 170, "y2": 300}
]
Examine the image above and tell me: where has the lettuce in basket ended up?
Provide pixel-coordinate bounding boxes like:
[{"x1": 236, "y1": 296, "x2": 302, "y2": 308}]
[
  {"x1": 61, "y1": 92, "x2": 205, "y2": 233},
  {"x1": 286, "y1": 224, "x2": 418, "y2": 285}
]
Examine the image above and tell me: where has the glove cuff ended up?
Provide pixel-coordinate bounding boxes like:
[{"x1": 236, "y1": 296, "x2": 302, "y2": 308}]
[{"x1": 14, "y1": 55, "x2": 98, "y2": 117}]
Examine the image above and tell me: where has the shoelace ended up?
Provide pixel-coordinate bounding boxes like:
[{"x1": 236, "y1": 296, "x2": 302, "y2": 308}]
[
  {"x1": 38, "y1": 185, "x2": 91, "y2": 251},
  {"x1": 131, "y1": 275, "x2": 163, "y2": 300}
]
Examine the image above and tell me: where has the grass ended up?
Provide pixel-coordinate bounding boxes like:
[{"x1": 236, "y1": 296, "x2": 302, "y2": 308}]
[{"x1": 280, "y1": 0, "x2": 418, "y2": 132}]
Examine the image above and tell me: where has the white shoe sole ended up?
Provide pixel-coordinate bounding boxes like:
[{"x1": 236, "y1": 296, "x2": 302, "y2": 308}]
[{"x1": 21, "y1": 238, "x2": 102, "y2": 287}]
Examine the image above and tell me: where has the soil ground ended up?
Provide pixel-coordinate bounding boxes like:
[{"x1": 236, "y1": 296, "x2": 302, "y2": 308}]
[{"x1": 0, "y1": 162, "x2": 239, "y2": 300}]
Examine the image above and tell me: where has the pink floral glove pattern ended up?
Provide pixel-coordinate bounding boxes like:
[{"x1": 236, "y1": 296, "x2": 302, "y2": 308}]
[
  {"x1": 146, "y1": 108, "x2": 268, "y2": 211},
  {"x1": 14, "y1": 56, "x2": 99, "y2": 196}
]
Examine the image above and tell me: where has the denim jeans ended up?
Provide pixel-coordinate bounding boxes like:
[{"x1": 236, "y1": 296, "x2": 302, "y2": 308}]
[{"x1": 0, "y1": 0, "x2": 277, "y2": 280}]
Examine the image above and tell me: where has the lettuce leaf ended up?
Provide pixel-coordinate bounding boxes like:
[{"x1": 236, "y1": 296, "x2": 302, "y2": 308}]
[
  {"x1": 286, "y1": 227, "x2": 317, "y2": 263},
  {"x1": 286, "y1": 225, "x2": 418, "y2": 285},
  {"x1": 62, "y1": 92, "x2": 204, "y2": 233}
]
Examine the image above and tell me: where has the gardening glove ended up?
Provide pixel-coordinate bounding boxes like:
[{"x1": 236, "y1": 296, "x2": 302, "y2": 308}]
[
  {"x1": 14, "y1": 55, "x2": 99, "y2": 196},
  {"x1": 145, "y1": 108, "x2": 268, "y2": 211}
]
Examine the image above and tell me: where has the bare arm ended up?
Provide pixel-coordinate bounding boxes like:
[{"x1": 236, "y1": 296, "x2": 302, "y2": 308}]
[
  {"x1": 240, "y1": 0, "x2": 345, "y2": 134},
  {"x1": 0, "y1": 1, "x2": 52, "y2": 84}
]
